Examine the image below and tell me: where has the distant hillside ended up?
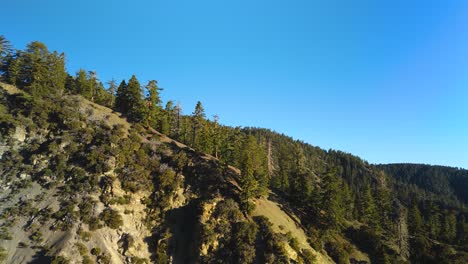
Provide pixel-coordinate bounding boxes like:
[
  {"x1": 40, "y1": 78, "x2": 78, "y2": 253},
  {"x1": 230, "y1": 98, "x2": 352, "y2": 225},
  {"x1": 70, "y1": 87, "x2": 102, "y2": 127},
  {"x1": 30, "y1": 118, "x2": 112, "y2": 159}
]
[{"x1": 378, "y1": 163, "x2": 468, "y2": 205}]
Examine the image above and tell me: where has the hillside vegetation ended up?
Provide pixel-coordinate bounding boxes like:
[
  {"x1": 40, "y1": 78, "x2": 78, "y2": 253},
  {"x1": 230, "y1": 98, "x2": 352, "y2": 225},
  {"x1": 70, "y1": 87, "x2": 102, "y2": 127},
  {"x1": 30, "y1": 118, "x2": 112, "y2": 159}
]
[{"x1": 0, "y1": 35, "x2": 467, "y2": 264}]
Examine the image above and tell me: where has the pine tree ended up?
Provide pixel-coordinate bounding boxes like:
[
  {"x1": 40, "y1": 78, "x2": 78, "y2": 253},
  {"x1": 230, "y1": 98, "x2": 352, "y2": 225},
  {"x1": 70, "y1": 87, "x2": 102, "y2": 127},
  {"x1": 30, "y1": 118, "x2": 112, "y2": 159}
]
[
  {"x1": 239, "y1": 136, "x2": 259, "y2": 213},
  {"x1": 145, "y1": 80, "x2": 162, "y2": 127},
  {"x1": 75, "y1": 69, "x2": 91, "y2": 98},
  {"x1": 408, "y1": 203, "x2": 423, "y2": 235},
  {"x1": 174, "y1": 101, "x2": 182, "y2": 140},
  {"x1": 94, "y1": 81, "x2": 112, "y2": 107},
  {"x1": 359, "y1": 183, "x2": 379, "y2": 228},
  {"x1": 191, "y1": 101, "x2": 206, "y2": 148},
  {"x1": 2, "y1": 54, "x2": 19, "y2": 85},
  {"x1": 105, "y1": 79, "x2": 117, "y2": 107},
  {"x1": 441, "y1": 212, "x2": 457, "y2": 242},
  {"x1": 49, "y1": 51, "x2": 67, "y2": 95},
  {"x1": 159, "y1": 110, "x2": 170, "y2": 135},
  {"x1": 375, "y1": 184, "x2": 392, "y2": 229},
  {"x1": 165, "y1": 101, "x2": 178, "y2": 137},
  {"x1": 64, "y1": 74, "x2": 76, "y2": 94},
  {"x1": 320, "y1": 168, "x2": 344, "y2": 230},
  {"x1": 289, "y1": 145, "x2": 309, "y2": 203},
  {"x1": 146, "y1": 80, "x2": 162, "y2": 107},
  {"x1": 340, "y1": 181, "x2": 354, "y2": 220},
  {"x1": 212, "y1": 115, "x2": 221, "y2": 159},
  {"x1": 18, "y1": 41, "x2": 66, "y2": 96},
  {"x1": 456, "y1": 215, "x2": 466, "y2": 245},
  {"x1": 115, "y1": 80, "x2": 128, "y2": 113},
  {"x1": 426, "y1": 202, "x2": 441, "y2": 238},
  {"x1": 0, "y1": 35, "x2": 12, "y2": 58},
  {"x1": 126, "y1": 75, "x2": 146, "y2": 122},
  {"x1": 87, "y1": 71, "x2": 99, "y2": 101}
]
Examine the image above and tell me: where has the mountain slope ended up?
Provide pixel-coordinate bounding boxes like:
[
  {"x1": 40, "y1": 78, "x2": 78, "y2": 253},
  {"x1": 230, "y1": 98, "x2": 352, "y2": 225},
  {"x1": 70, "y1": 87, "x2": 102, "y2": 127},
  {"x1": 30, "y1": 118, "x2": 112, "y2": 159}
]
[{"x1": 0, "y1": 83, "x2": 331, "y2": 263}]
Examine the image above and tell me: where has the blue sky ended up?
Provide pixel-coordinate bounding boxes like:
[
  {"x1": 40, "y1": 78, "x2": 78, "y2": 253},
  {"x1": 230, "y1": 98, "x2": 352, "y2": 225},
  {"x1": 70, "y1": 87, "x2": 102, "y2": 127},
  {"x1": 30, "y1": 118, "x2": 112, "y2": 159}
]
[{"x1": 3, "y1": 0, "x2": 468, "y2": 168}]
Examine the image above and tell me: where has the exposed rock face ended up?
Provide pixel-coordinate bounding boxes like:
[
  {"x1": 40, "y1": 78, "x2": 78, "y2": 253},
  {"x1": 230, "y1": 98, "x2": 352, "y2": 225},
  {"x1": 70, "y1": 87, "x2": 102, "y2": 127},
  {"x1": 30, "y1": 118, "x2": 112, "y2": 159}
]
[{"x1": 198, "y1": 198, "x2": 223, "y2": 257}]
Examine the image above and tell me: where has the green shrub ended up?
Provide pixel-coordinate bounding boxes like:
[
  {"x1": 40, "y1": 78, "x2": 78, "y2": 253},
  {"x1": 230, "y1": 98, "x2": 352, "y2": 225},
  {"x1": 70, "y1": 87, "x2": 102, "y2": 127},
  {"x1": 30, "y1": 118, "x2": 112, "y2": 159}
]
[
  {"x1": 82, "y1": 255, "x2": 94, "y2": 264},
  {"x1": 91, "y1": 247, "x2": 101, "y2": 256},
  {"x1": 100, "y1": 208, "x2": 123, "y2": 229},
  {"x1": 18, "y1": 242, "x2": 27, "y2": 248},
  {"x1": 110, "y1": 195, "x2": 131, "y2": 205},
  {"x1": 97, "y1": 254, "x2": 111, "y2": 264},
  {"x1": 132, "y1": 257, "x2": 149, "y2": 264},
  {"x1": 88, "y1": 217, "x2": 101, "y2": 231},
  {"x1": 75, "y1": 242, "x2": 88, "y2": 256},
  {"x1": 325, "y1": 241, "x2": 350, "y2": 264},
  {"x1": 51, "y1": 255, "x2": 70, "y2": 264},
  {"x1": 78, "y1": 196, "x2": 96, "y2": 223},
  {"x1": 302, "y1": 249, "x2": 317, "y2": 264},
  {"x1": 0, "y1": 226, "x2": 12, "y2": 240},
  {"x1": 0, "y1": 246, "x2": 6, "y2": 262},
  {"x1": 30, "y1": 230, "x2": 43, "y2": 243},
  {"x1": 79, "y1": 230, "x2": 92, "y2": 242},
  {"x1": 289, "y1": 236, "x2": 301, "y2": 252}
]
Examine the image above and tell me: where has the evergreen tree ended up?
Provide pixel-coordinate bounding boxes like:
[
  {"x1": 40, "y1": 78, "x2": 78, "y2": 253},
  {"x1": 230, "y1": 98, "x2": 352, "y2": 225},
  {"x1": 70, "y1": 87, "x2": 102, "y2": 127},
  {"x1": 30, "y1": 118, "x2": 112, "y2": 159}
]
[
  {"x1": 159, "y1": 112, "x2": 170, "y2": 135},
  {"x1": 408, "y1": 203, "x2": 423, "y2": 235},
  {"x1": 359, "y1": 183, "x2": 379, "y2": 228},
  {"x1": 87, "y1": 71, "x2": 99, "y2": 101},
  {"x1": 375, "y1": 183, "x2": 392, "y2": 229},
  {"x1": 212, "y1": 115, "x2": 221, "y2": 159},
  {"x1": 48, "y1": 51, "x2": 67, "y2": 94},
  {"x1": 165, "y1": 101, "x2": 178, "y2": 137},
  {"x1": 199, "y1": 123, "x2": 211, "y2": 153},
  {"x1": 0, "y1": 35, "x2": 12, "y2": 57},
  {"x1": 64, "y1": 74, "x2": 76, "y2": 94},
  {"x1": 289, "y1": 145, "x2": 310, "y2": 203},
  {"x1": 174, "y1": 101, "x2": 182, "y2": 139},
  {"x1": 2, "y1": 53, "x2": 19, "y2": 85},
  {"x1": 340, "y1": 181, "x2": 354, "y2": 220},
  {"x1": 103, "y1": 79, "x2": 117, "y2": 107},
  {"x1": 456, "y1": 215, "x2": 466, "y2": 245},
  {"x1": 441, "y1": 212, "x2": 457, "y2": 242},
  {"x1": 191, "y1": 101, "x2": 206, "y2": 148},
  {"x1": 107, "y1": 79, "x2": 117, "y2": 97},
  {"x1": 145, "y1": 80, "x2": 162, "y2": 127},
  {"x1": 115, "y1": 80, "x2": 128, "y2": 113},
  {"x1": 146, "y1": 80, "x2": 162, "y2": 107},
  {"x1": 320, "y1": 168, "x2": 344, "y2": 230},
  {"x1": 18, "y1": 41, "x2": 66, "y2": 96},
  {"x1": 239, "y1": 136, "x2": 259, "y2": 213},
  {"x1": 125, "y1": 75, "x2": 146, "y2": 122},
  {"x1": 426, "y1": 202, "x2": 442, "y2": 238},
  {"x1": 75, "y1": 69, "x2": 92, "y2": 98},
  {"x1": 94, "y1": 81, "x2": 113, "y2": 107}
]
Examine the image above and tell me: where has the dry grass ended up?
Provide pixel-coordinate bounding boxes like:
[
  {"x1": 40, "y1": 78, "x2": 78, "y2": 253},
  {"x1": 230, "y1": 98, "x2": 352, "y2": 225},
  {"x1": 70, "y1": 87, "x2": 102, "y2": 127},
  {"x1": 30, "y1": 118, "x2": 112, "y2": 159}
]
[
  {"x1": 253, "y1": 196, "x2": 334, "y2": 264},
  {"x1": 0, "y1": 82, "x2": 23, "y2": 94},
  {"x1": 74, "y1": 96, "x2": 131, "y2": 133}
]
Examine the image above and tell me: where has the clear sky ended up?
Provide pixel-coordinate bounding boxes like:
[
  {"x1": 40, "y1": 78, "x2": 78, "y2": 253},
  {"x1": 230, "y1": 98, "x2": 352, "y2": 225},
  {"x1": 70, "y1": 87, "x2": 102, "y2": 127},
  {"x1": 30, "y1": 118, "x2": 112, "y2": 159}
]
[{"x1": 2, "y1": 0, "x2": 468, "y2": 168}]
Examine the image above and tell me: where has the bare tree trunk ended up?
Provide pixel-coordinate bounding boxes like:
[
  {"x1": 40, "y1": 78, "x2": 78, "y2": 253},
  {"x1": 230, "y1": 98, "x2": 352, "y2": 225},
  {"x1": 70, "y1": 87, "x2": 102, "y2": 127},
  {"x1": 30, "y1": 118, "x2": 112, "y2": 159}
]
[
  {"x1": 267, "y1": 139, "x2": 274, "y2": 176},
  {"x1": 176, "y1": 101, "x2": 181, "y2": 138}
]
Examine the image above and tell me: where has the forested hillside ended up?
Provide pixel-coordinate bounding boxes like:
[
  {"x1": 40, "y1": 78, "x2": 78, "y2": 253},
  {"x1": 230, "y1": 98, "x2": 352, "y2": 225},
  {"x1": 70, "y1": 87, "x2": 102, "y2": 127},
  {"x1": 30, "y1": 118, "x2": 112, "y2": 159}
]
[{"x1": 0, "y1": 35, "x2": 467, "y2": 264}]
